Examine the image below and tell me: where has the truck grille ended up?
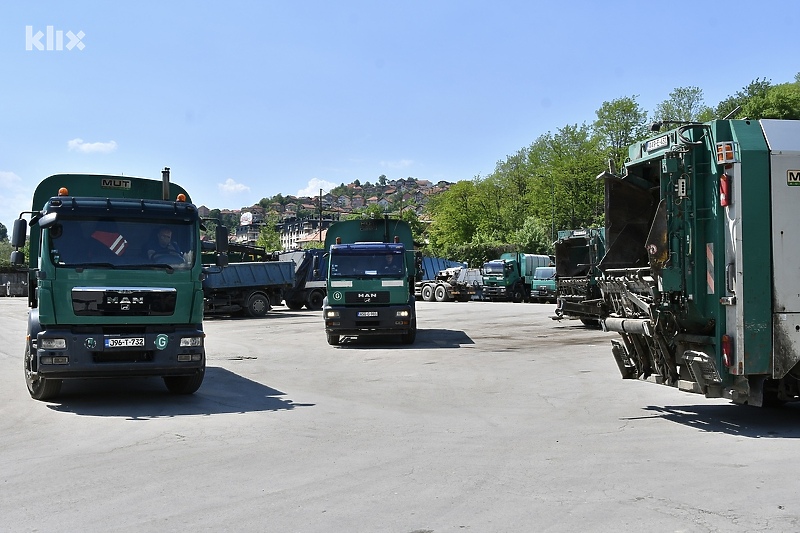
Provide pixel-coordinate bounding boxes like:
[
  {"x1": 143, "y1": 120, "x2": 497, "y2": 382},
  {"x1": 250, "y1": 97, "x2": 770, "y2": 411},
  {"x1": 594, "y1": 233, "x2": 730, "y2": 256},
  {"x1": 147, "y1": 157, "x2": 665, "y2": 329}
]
[{"x1": 72, "y1": 288, "x2": 177, "y2": 316}]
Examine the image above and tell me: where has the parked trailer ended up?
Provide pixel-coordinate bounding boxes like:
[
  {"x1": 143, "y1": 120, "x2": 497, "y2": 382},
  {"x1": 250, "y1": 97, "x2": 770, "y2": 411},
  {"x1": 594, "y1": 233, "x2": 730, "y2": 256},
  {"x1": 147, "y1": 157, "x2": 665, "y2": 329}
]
[
  {"x1": 419, "y1": 256, "x2": 465, "y2": 280},
  {"x1": 203, "y1": 261, "x2": 294, "y2": 317},
  {"x1": 415, "y1": 266, "x2": 481, "y2": 302},
  {"x1": 279, "y1": 249, "x2": 328, "y2": 310}
]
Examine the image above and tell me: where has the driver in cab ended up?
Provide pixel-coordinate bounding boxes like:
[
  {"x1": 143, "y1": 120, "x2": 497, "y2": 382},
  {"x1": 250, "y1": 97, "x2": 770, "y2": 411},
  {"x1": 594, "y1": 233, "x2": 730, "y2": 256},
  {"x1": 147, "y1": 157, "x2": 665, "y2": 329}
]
[{"x1": 147, "y1": 228, "x2": 182, "y2": 261}]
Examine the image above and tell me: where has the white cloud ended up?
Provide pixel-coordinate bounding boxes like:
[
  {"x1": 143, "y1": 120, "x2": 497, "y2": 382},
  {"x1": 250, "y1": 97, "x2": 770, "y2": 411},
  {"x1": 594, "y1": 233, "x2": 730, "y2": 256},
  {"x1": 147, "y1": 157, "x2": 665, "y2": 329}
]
[
  {"x1": 67, "y1": 138, "x2": 118, "y2": 154},
  {"x1": 380, "y1": 159, "x2": 413, "y2": 169},
  {"x1": 297, "y1": 177, "x2": 337, "y2": 197},
  {"x1": 218, "y1": 178, "x2": 250, "y2": 194}
]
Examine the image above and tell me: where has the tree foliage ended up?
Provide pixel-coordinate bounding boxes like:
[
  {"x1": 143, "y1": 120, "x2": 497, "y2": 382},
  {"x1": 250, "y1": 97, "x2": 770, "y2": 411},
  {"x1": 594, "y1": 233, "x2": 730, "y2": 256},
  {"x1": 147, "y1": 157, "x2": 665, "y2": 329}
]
[
  {"x1": 593, "y1": 96, "x2": 649, "y2": 171},
  {"x1": 256, "y1": 213, "x2": 282, "y2": 252},
  {"x1": 653, "y1": 86, "x2": 713, "y2": 123},
  {"x1": 742, "y1": 81, "x2": 800, "y2": 119}
]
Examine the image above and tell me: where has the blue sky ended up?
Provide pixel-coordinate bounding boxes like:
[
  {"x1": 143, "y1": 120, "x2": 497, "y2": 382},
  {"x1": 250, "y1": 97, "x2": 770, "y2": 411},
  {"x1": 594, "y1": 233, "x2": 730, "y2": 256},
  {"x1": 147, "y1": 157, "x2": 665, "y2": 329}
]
[{"x1": 1, "y1": 1, "x2": 798, "y2": 232}]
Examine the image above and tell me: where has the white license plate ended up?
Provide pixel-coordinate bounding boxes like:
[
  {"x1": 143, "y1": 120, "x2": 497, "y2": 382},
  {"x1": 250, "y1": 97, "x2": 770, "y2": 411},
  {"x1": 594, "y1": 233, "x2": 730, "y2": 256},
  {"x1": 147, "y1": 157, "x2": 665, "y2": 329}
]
[
  {"x1": 105, "y1": 337, "x2": 145, "y2": 348},
  {"x1": 357, "y1": 311, "x2": 378, "y2": 317}
]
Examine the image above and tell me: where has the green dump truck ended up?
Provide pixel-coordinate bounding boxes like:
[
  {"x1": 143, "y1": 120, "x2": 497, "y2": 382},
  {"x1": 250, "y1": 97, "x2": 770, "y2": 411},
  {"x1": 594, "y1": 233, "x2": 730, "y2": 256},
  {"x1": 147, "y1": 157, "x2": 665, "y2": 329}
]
[
  {"x1": 9, "y1": 169, "x2": 227, "y2": 400},
  {"x1": 321, "y1": 217, "x2": 420, "y2": 345}
]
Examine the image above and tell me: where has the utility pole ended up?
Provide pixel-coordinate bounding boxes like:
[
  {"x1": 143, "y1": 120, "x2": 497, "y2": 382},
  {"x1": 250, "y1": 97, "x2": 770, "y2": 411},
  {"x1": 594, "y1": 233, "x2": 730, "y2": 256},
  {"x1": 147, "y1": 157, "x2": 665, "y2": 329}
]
[{"x1": 550, "y1": 176, "x2": 555, "y2": 242}]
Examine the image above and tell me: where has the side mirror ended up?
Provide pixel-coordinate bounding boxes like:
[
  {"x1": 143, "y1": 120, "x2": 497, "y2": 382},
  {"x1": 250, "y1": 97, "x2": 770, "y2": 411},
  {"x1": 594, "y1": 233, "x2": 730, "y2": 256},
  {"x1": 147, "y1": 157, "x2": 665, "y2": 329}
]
[
  {"x1": 10, "y1": 250, "x2": 25, "y2": 265},
  {"x1": 216, "y1": 253, "x2": 229, "y2": 267},
  {"x1": 215, "y1": 226, "x2": 229, "y2": 253},
  {"x1": 11, "y1": 219, "x2": 27, "y2": 247}
]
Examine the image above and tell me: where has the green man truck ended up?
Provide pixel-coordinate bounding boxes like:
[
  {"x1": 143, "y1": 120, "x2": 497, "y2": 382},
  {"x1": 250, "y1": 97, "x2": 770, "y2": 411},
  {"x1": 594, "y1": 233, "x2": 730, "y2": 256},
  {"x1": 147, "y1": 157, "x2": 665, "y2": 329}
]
[
  {"x1": 597, "y1": 119, "x2": 800, "y2": 406},
  {"x1": 481, "y1": 252, "x2": 551, "y2": 302},
  {"x1": 9, "y1": 169, "x2": 227, "y2": 400},
  {"x1": 321, "y1": 217, "x2": 420, "y2": 345}
]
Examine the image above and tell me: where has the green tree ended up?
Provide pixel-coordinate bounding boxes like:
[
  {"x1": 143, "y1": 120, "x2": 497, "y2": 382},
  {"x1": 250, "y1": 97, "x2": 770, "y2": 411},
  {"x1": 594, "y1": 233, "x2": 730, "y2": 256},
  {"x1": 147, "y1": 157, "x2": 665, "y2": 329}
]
[
  {"x1": 425, "y1": 179, "x2": 481, "y2": 259},
  {"x1": 546, "y1": 124, "x2": 606, "y2": 232},
  {"x1": 714, "y1": 78, "x2": 772, "y2": 119},
  {"x1": 742, "y1": 81, "x2": 800, "y2": 119},
  {"x1": 593, "y1": 96, "x2": 649, "y2": 171},
  {"x1": 653, "y1": 86, "x2": 713, "y2": 123},
  {"x1": 511, "y1": 216, "x2": 551, "y2": 255},
  {"x1": 256, "y1": 214, "x2": 281, "y2": 252},
  {"x1": 0, "y1": 222, "x2": 7, "y2": 242}
]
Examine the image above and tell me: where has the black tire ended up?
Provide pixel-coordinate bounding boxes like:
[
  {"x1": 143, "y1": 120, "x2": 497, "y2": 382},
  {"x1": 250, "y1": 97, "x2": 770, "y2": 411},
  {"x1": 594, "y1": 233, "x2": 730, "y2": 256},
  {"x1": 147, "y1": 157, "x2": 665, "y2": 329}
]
[
  {"x1": 286, "y1": 300, "x2": 304, "y2": 310},
  {"x1": 24, "y1": 342, "x2": 62, "y2": 401},
  {"x1": 163, "y1": 367, "x2": 205, "y2": 394},
  {"x1": 245, "y1": 292, "x2": 270, "y2": 317},
  {"x1": 401, "y1": 317, "x2": 417, "y2": 344},
  {"x1": 421, "y1": 284, "x2": 435, "y2": 302},
  {"x1": 434, "y1": 284, "x2": 451, "y2": 302},
  {"x1": 511, "y1": 285, "x2": 525, "y2": 303},
  {"x1": 327, "y1": 333, "x2": 341, "y2": 346},
  {"x1": 580, "y1": 318, "x2": 601, "y2": 328},
  {"x1": 306, "y1": 290, "x2": 324, "y2": 310}
]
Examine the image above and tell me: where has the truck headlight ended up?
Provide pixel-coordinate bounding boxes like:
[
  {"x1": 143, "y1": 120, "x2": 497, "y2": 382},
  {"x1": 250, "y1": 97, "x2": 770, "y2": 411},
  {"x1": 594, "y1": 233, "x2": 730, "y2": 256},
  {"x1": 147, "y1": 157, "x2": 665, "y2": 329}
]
[
  {"x1": 325, "y1": 310, "x2": 340, "y2": 319},
  {"x1": 395, "y1": 310, "x2": 409, "y2": 317},
  {"x1": 180, "y1": 336, "x2": 204, "y2": 347},
  {"x1": 40, "y1": 338, "x2": 67, "y2": 350}
]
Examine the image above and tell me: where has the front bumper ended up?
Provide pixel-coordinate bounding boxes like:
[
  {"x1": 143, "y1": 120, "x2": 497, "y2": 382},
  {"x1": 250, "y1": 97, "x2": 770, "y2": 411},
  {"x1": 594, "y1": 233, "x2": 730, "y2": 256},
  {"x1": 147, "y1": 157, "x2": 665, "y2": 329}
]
[
  {"x1": 33, "y1": 326, "x2": 205, "y2": 379},
  {"x1": 324, "y1": 304, "x2": 414, "y2": 336}
]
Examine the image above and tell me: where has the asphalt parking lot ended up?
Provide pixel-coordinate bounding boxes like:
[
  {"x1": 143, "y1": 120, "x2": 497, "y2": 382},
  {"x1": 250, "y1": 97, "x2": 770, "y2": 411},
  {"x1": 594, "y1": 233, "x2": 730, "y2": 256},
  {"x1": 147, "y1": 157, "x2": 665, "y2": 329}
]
[{"x1": 2, "y1": 297, "x2": 800, "y2": 532}]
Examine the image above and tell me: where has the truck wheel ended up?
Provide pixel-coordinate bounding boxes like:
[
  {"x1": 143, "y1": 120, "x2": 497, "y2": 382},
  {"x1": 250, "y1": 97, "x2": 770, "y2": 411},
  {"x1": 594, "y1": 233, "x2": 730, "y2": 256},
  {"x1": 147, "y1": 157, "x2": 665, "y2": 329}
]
[
  {"x1": 401, "y1": 318, "x2": 417, "y2": 344},
  {"x1": 306, "y1": 290, "x2": 324, "y2": 311},
  {"x1": 327, "y1": 333, "x2": 340, "y2": 346},
  {"x1": 511, "y1": 286, "x2": 525, "y2": 303},
  {"x1": 24, "y1": 342, "x2": 61, "y2": 401},
  {"x1": 434, "y1": 284, "x2": 451, "y2": 302},
  {"x1": 245, "y1": 292, "x2": 270, "y2": 317},
  {"x1": 286, "y1": 300, "x2": 304, "y2": 310},
  {"x1": 421, "y1": 284, "x2": 434, "y2": 302},
  {"x1": 163, "y1": 367, "x2": 205, "y2": 394}
]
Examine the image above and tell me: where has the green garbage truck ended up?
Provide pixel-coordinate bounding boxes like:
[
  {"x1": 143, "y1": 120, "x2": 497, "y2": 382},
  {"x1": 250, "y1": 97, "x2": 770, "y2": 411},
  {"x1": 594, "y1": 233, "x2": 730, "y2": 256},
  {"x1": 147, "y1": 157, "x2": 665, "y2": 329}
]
[{"x1": 598, "y1": 119, "x2": 800, "y2": 406}]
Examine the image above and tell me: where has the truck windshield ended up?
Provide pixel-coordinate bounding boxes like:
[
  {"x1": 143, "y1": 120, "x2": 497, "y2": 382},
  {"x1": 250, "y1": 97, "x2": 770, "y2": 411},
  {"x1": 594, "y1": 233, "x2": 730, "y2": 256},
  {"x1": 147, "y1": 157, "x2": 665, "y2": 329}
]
[
  {"x1": 329, "y1": 251, "x2": 405, "y2": 278},
  {"x1": 483, "y1": 262, "x2": 506, "y2": 275},
  {"x1": 48, "y1": 218, "x2": 195, "y2": 269},
  {"x1": 534, "y1": 267, "x2": 556, "y2": 280}
]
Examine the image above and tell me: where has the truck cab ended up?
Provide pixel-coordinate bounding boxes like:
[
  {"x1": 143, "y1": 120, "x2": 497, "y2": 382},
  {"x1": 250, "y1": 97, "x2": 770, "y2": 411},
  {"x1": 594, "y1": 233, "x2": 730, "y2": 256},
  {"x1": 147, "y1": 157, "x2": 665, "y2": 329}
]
[{"x1": 530, "y1": 266, "x2": 556, "y2": 303}]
